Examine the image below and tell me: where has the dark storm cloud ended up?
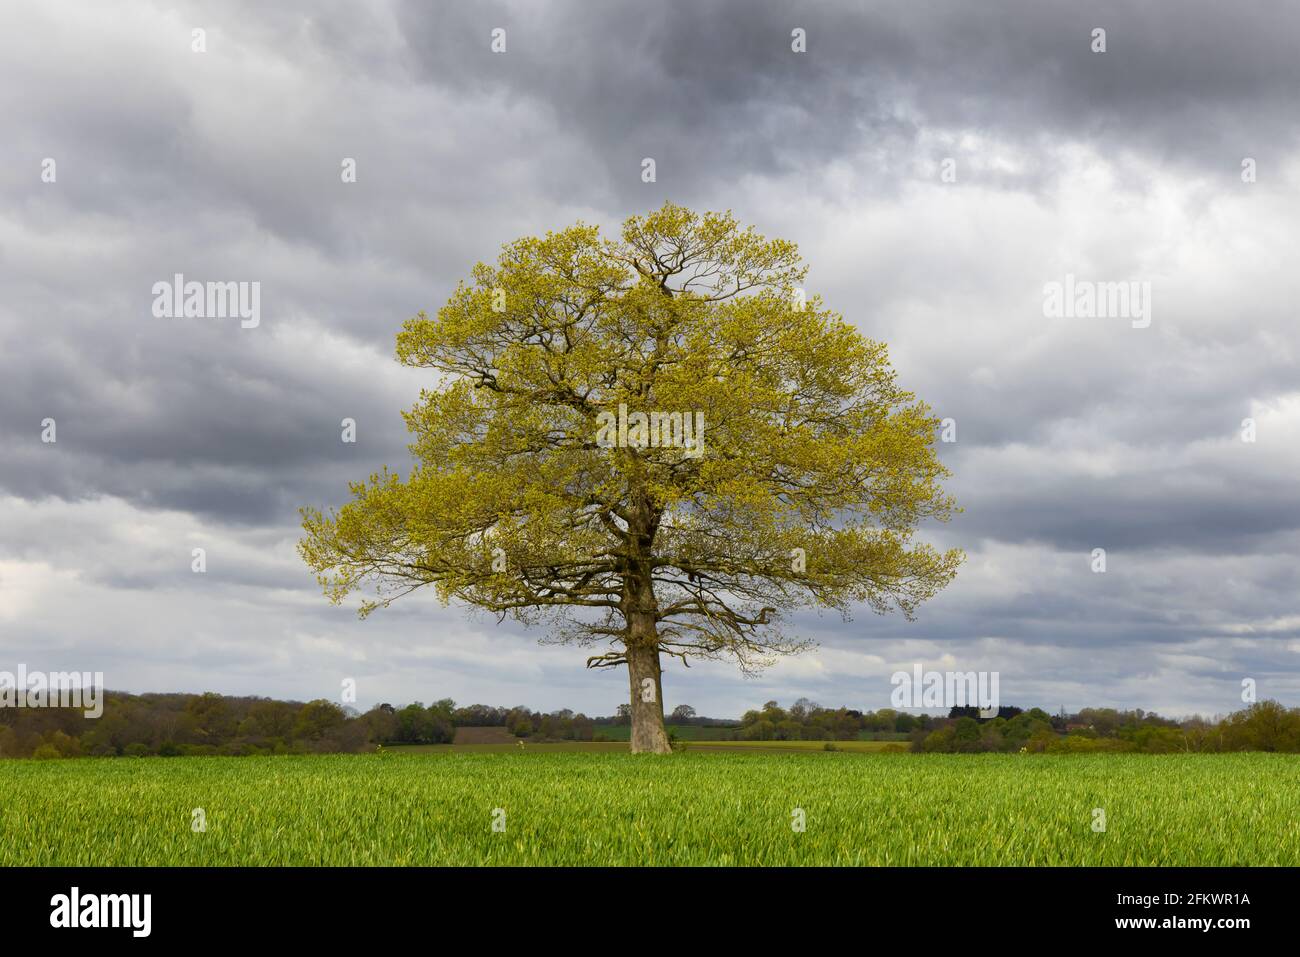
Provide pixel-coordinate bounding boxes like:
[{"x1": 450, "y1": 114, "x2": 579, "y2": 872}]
[{"x1": 393, "y1": 0, "x2": 1300, "y2": 199}]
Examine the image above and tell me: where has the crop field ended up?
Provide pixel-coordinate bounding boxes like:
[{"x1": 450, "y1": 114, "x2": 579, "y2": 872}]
[
  {"x1": 390, "y1": 741, "x2": 630, "y2": 754},
  {"x1": 685, "y1": 739, "x2": 901, "y2": 752},
  {"x1": 591, "y1": 725, "x2": 907, "y2": 743},
  {"x1": 594, "y1": 723, "x2": 740, "y2": 741},
  {"x1": 388, "y1": 739, "x2": 899, "y2": 754},
  {"x1": 4, "y1": 751, "x2": 1299, "y2": 866}
]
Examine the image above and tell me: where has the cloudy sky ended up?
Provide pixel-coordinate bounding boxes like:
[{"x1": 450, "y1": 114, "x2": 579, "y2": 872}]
[{"x1": 2, "y1": 0, "x2": 1298, "y2": 719}]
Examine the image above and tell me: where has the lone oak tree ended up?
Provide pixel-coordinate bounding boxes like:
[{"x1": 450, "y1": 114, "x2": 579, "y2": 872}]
[{"x1": 299, "y1": 204, "x2": 961, "y2": 754}]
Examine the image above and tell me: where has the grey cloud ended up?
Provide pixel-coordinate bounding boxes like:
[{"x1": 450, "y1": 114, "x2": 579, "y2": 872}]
[{"x1": 392, "y1": 0, "x2": 1300, "y2": 197}]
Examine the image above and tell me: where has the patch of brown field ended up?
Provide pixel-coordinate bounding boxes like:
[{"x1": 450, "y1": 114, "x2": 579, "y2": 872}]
[{"x1": 453, "y1": 726, "x2": 518, "y2": 745}]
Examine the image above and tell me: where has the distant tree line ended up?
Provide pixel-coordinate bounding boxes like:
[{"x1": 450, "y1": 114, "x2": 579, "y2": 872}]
[
  {"x1": 729, "y1": 698, "x2": 1300, "y2": 753},
  {"x1": 0, "y1": 692, "x2": 370, "y2": 758},
  {"x1": 917, "y1": 701, "x2": 1300, "y2": 753},
  {"x1": 731, "y1": 698, "x2": 938, "y2": 741},
  {"x1": 0, "y1": 693, "x2": 611, "y2": 757},
  {"x1": 5, "y1": 691, "x2": 1299, "y2": 757},
  {"x1": 376, "y1": 701, "x2": 600, "y2": 743}
]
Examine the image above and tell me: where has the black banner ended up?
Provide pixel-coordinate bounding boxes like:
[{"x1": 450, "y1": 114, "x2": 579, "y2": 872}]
[{"x1": 1, "y1": 866, "x2": 1283, "y2": 943}]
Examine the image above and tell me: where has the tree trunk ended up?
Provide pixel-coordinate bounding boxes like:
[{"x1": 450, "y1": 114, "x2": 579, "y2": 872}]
[
  {"x1": 626, "y1": 640, "x2": 671, "y2": 754},
  {"x1": 623, "y1": 498, "x2": 670, "y2": 754}
]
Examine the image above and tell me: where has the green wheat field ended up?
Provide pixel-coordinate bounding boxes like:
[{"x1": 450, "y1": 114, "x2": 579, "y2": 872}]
[{"x1": 5, "y1": 750, "x2": 1299, "y2": 866}]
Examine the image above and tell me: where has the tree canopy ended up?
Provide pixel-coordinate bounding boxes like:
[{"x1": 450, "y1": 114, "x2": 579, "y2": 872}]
[{"x1": 299, "y1": 203, "x2": 962, "y2": 752}]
